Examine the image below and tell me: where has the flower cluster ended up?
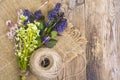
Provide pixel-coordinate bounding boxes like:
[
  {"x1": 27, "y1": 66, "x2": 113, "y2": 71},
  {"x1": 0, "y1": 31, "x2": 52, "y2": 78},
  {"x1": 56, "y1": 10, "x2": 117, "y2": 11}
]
[{"x1": 6, "y1": 3, "x2": 67, "y2": 80}]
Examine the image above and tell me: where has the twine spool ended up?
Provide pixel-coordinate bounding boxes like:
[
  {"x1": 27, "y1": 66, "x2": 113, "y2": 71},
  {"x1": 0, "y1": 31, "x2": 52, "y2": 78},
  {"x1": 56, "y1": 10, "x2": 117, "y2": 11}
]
[
  {"x1": 30, "y1": 48, "x2": 63, "y2": 79},
  {"x1": 30, "y1": 48, "x2": 86, "y2": 80}
]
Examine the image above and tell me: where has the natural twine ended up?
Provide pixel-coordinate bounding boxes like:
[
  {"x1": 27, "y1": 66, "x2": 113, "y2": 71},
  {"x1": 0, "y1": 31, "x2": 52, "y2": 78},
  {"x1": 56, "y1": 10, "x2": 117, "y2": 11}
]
[
  {"x1": 30, "y1": 48, "x2": 86, "y2": 80},
  {"x1": 30, "y1": 48, "x2": 63, "y2": 79}
]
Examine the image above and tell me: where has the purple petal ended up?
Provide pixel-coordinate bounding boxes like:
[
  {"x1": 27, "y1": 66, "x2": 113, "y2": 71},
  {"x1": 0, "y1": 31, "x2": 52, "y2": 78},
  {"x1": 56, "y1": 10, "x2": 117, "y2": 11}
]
[{"x1": 34, "y1": 10, "x2": 42, "y2": 20}]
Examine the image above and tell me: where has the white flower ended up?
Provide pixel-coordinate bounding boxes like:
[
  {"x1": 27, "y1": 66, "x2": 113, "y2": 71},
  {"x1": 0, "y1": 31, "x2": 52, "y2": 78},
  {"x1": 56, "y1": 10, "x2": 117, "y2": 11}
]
[
  {"x1": 27, "y1": 23, "x2": 37, "y2": 30},
  {"x1": 6, "y1": 22, "x2": 18, "y2": 40},
  {"x1": 15, "y1": 53, "x2": 17, "y2": 56},
  {"x1": 20, "y1": 15, "x2": 28, "y2": 21},
  {"x1": 6, "y1": 31, "x2": 14, "y2": 40},
  {"x1": 34, "y1": 21, "x2": 40, "y2": 26},
  {"x1": 15, "y1": 44, "x2": 18, "y2": 47},
  {"x1": 6, "y1": 20, "x2": 11, "y2": 26},
  {"x1": 24, "y1": 57, "x2": 28, "y2": 61},
  {"x1": 18, "y1": 52, "x2": 21, "y2": 56},
  {"x1": 17, "y1": 9, "x2": 23, "y2": 16},
  {"x1": 15, "y1": 37, "x2": 20, "y2": 41}
]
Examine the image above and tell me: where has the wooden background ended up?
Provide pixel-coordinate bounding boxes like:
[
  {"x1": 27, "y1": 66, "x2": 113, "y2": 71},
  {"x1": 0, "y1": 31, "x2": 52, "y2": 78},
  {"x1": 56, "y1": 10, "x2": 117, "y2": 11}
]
[
  {"x1": 57, "y1": 0, "x2": 120, "y2": 80},
  {"x1": 0, "y1": 0, "x2": 120, "y2": 80}
]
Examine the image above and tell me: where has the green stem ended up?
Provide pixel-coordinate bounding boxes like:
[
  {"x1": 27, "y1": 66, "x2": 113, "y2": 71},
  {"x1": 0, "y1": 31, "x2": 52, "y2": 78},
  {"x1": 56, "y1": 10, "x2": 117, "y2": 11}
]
[
  {"x1": 20, "y1": 76, "x2": 26, "y2": 80},
  {"x1": 19, "y1": 38, "x2": 24, "y2": 70}
]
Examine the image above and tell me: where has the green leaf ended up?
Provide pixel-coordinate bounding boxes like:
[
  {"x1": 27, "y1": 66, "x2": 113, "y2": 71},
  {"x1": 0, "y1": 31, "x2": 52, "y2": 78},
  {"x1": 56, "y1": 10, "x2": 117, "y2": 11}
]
[
  {"x1": 51, "y1": 31, "x2": 58, "y2": 38},
  {"x1": 36, "y1": 36, "x2": 41, "y2": 40},
  {"x1": 46, "y1": 39, "x2": 57, "y2": 48},
  {"x1": 37, "y1": 40, "x2": 42, "y2": 47},
  {"x1": 36, "y1": 36, "x2": 41, "y2": 47},
  {"x1": 38, "y1": 22, "x2": 44, "y2": 30}
]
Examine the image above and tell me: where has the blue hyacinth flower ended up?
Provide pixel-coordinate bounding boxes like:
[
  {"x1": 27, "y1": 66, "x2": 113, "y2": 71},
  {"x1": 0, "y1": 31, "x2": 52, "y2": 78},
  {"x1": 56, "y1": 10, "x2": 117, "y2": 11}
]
[
  {"x1": 54, "y1": 20, "x2": 67, "y2": 33},
  {"x1": 34, "y1": 10, "x2": 42, "y2": 20},
  {"x1": 53, "y1": 3, "x2": 61, "y2": 12}
]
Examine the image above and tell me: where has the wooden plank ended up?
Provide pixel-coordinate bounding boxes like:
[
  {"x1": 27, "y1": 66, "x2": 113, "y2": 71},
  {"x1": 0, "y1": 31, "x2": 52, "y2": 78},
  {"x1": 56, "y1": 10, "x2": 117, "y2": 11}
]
[{"x1": 85, "y1": 0, "x2": 120, "y2": 80}]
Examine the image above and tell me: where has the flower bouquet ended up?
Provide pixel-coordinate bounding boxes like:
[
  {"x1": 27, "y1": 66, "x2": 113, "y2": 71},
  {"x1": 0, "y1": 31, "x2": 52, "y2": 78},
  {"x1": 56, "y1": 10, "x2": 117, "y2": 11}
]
[{"x1": 6, "y1": 2, "x2": 67, "y2": 80}]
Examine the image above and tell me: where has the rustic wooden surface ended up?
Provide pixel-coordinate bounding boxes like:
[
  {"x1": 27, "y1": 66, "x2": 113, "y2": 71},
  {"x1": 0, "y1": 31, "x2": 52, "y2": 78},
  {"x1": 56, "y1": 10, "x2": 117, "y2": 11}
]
[{"x1": 0, "y1": 0, "x2": 120, "y2": 80}]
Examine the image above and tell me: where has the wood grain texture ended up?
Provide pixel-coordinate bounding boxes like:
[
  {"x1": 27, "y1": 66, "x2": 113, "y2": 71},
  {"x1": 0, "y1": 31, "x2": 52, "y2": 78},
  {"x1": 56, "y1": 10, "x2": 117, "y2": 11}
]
[{"x1": 85, "y1": 0, "x2": 120, "y2": 80}]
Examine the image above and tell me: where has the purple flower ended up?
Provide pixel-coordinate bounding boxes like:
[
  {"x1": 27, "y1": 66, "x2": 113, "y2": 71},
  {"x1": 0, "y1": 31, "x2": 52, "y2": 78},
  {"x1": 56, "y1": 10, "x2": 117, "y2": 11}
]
[
  {"x1": 24, "y1": 20, "x2": 29, "y2": 25},
  {"x1": 48, "y1": 10, "x2": 58, "y2": 20},
  {"x1": 23, "y1": 10, "x2": 31, "y2": 25},
  {"x1": 48, "y1": 3, "x2": 62, "y2": 21},
  {"x1": 43, "y1": 36, "x2": 49, "y2": 44},
  {"x1": 54, "y1": 20, "x2": 67, "y2": 33},
  {"x1": 53, "y1": 3, "x2": 61, "y2": 12},
  {"x1": 23, "y1": 10, "x2": 31, "y2": 18},
  {"x1": 45, "y1": 22, "x2": 49, "y2": 27},
  {"x1": 34, "y1": 10, "x2": 42, "y2": 20}
]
